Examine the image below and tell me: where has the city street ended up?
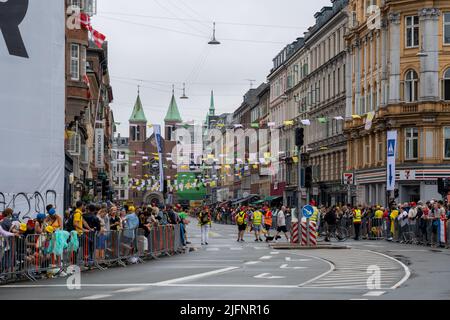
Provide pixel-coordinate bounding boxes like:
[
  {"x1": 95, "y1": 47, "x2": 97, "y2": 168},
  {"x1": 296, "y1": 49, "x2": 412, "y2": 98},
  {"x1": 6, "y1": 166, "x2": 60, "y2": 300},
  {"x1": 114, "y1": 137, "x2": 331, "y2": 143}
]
[{"x1": 1, "y1": 220, "x2": 449, "y2": 300}]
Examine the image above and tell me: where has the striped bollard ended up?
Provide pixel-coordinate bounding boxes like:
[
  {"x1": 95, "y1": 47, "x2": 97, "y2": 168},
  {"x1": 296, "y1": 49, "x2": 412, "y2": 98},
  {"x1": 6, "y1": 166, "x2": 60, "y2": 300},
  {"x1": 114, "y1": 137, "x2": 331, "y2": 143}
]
[
  {"x1": 291, "y1": 222, "x2": 299, "y2": 243},
  {"x1": 301, "y1": 220, "x2": 308, "y2": 246},
  {"x1": 309, "y1": 220, "x2": 317, "y2": 246}
]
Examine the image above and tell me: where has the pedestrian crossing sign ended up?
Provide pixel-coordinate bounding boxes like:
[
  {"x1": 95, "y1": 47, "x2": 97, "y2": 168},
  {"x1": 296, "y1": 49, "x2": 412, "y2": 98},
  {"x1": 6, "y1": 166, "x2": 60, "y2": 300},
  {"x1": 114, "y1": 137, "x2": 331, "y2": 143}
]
[{"x1": 387, "y1": 139, "x2": 396, "y2": 157}]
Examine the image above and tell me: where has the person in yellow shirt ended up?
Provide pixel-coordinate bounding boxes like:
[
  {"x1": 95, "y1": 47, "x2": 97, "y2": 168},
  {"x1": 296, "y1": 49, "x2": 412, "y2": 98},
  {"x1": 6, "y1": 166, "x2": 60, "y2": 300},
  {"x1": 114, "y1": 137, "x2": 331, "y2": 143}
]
[
  {"x1": 374, "y1": 206, "x2": 384, "y2": 238},
  {"x1": 73, "y1": 201, "x2": 92, "y2": 236},
  {"x1": 389, "y1": 205, "x2": 399, "y2": 241}
]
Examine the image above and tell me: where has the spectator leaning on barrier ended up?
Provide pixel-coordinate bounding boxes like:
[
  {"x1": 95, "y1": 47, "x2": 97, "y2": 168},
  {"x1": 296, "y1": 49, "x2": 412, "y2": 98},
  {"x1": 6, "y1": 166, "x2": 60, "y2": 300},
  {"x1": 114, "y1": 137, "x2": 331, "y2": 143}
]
[
  {"x1": 1, "y1": 208, "x2": 14, "y2": 233},
  {"x1": 46, "y1": 207, "x2": 62, "y2": 231}
]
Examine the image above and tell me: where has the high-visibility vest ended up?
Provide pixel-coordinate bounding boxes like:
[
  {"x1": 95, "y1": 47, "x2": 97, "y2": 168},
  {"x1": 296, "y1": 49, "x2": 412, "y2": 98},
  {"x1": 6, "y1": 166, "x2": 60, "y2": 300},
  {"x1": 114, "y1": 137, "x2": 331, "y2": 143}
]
[
  {"x1": 265, "y1": 211, "x2": 272, "y2": 226},
  {"x1": 253, "y1": 211, "x2": 263, "y2": 225},
  {"x1": 353, "y1": 209, "x2": 362, "y2": 223},
  {"x1": 310, "y1": 207, "x2": 319, "y2": 222}
]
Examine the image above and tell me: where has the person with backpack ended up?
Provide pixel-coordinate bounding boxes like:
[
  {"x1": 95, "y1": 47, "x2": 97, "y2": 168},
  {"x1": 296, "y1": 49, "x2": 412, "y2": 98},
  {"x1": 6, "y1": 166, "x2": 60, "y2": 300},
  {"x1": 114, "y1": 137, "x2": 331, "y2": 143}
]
[
  {"x1": 236, "y1": 208, "x2": 248, "y2": 242},
  {"x1": 198, "y1": 206, "x2": 212, "y2": 245}
]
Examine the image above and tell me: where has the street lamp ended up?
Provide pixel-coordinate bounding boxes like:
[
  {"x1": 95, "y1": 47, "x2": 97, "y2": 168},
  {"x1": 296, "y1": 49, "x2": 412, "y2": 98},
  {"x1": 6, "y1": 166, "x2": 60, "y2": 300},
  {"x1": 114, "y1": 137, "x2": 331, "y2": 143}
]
[{"x1": 208, "y1": 22, "x2": 221, "y2": 45}]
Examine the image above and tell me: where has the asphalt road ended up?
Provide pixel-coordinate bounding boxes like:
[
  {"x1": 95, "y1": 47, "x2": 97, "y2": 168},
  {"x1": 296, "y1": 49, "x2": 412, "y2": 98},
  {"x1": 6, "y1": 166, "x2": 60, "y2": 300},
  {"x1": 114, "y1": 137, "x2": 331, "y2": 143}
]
[{"x1": 1, "y1": 220, "x2": 450, "y2": 300}]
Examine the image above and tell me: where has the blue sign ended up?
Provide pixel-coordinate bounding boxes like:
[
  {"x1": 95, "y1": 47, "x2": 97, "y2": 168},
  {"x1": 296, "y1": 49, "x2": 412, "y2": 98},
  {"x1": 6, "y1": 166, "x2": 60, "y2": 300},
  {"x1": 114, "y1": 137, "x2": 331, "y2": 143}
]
[
  {"x1": 387, "y1": 139, "x2": 396, "y2": 157},
  {"x1": 302, "y1": 205, "x2": 314, "y2": 218}
]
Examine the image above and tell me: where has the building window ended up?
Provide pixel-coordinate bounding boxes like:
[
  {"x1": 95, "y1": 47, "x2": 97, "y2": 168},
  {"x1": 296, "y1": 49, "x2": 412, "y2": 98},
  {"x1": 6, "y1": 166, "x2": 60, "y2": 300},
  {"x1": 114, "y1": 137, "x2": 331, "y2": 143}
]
[
  {"x1": 120, "y1": 190, "x2": 125, "y2": 199},
  {"x1": 444, "y1": 13, "x2": 450, "y2": 44},
  {"x1": 405, "y1": 16, "x2": 419, "y2": 48},
  {"x1": 405, "y1": 69, "x2": 418, "y2": 102},
  {"x1": 405, "y1": 127, "x2": 418, "y2": 160},
  {"x1": 70, "y1": 43, "x2": 80, "y2": 80},
  {"x1": 443, "y1": 69, "x2": 450, "y2": 101},
  {"x1": 444, "y1": 127, "x2": 450, "y2": 159}
]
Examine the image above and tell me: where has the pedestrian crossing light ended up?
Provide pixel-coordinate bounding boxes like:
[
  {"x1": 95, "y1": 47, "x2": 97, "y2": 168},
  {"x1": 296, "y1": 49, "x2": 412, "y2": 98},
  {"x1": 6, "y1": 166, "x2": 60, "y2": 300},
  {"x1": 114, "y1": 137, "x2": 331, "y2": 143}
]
[{"x1": 295, "y1": 128, "x2": 304, "y2": 147}]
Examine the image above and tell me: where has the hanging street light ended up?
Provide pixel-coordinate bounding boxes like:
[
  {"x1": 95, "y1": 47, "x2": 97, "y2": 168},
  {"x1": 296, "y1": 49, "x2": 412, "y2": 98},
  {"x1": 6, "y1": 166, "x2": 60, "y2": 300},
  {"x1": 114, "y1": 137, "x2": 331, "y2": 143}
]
[
  {"x1": 180, "y1": 83, "x2": 189, "y2": 99},
  {"x1": 208, "y1": 22, "x2": 221, "y2": 45}
]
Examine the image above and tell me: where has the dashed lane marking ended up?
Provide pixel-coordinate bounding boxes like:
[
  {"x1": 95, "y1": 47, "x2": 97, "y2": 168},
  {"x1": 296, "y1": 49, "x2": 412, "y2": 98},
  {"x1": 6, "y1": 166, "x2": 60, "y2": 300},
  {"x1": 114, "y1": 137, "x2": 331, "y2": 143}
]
[
  {"x1": 114, "y1": 287, "x2": 146, "y2": 293},
  {"x1": 154, "y1": 267, "x2": 239, "y2": 286},
  {"x1": 80, "y1": 294, "x2": 113, "y2": 300},
  {"x1": 244, "y1": 261, "x2": 262, "y2": 265},
  {"x1": 259, "y1": 256, "x2": 273, "y2": 260},
  {"x1": 364, "y1": 291, "x2": 386, "y2": 297}
]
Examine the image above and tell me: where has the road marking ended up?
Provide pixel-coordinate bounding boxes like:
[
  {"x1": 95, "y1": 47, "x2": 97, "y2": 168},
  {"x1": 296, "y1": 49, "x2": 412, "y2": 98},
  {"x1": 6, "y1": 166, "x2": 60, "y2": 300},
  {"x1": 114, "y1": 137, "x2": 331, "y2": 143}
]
[
  {"x1": 154, "y1": 267, "x2": 239, "y2": 285},
  {"x1": 114, "y1": 287, "x2": 146, "y2": 293},
  {"x1": 206, "y1": 248, "x2": 220, "y2": 251},
  {"x1": 80, "y1": 294, "x2": 112, "y2": 300},
  {"x1": 366, "y1": 250, "x2": 411, "y2": 289},
  {"x1": 285, "y1": 257, "x2": 311, "y2": 262},
  {"x1": 254, "y1": 247, "x2": 267, "y2": 250},
  {"x1": 280, "y1": 264, "x2": 307, "y2": 270},
  {"x1": 244, "y1": 261, "x2": 261, "y2": 265},
  {"x1": 259, "y1": 256, "x2": 273, "y2": 260},
  {"x1": 270, "y1": 251, "x2": 280, "y2": 255},
  {"x1": 364, "y1": 291, "x2": 386, "y2": 297},
  {"x1": 230, "y1": 247, "x2": 243, "y2": 251},
  {"x1": 254, "y1": 273, "x2": 285, "y2": 279}
]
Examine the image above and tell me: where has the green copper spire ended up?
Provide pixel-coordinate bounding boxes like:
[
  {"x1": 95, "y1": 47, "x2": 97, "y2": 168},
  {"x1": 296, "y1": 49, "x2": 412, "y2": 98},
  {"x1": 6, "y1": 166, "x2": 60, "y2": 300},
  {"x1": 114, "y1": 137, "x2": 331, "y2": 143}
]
[
  {"x1": 209, "y1": 90, "x2": 215, "y2": 116},
  {"x1": 129, "y1": 90, "x2": 147, "y2": 122},
  {"x1": 164, "y1": 88, "x2": 182, "y2": 123}
]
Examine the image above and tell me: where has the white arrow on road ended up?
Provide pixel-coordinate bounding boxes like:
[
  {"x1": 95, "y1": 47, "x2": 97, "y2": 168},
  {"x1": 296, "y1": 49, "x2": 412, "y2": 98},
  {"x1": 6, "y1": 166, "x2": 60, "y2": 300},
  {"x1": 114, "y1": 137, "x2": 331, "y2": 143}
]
[
  {"x1": 280, "y1": 264, "x2": 307, "y2": 270},
  {"x1": 254, "y1": 273, "x2": 285, "y2": 279},
  {"x1": 285, "y1": 257, "x2": 311, "y2": 262}
]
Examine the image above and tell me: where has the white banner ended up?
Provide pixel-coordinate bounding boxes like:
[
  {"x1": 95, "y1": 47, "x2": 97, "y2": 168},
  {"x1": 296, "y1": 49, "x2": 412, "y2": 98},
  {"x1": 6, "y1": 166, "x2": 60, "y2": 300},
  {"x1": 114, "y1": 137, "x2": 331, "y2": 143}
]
[
  {"x1": 95, "y1": 128, "x2": 105, "y2": 168},
  {"x1": 0, "y1": 0, "x2": 65, "y2": 219},
  {"x1": 386, "y1": 130, "x2": 398, "y2": 191},
  {"x1": 153, "y1": 124, "x2": 164, "y2": 192}
]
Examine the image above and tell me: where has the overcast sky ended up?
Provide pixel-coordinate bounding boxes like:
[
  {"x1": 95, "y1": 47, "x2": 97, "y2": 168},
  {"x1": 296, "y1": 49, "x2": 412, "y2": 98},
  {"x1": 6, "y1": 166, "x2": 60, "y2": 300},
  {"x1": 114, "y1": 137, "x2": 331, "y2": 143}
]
[{"x1": 93, "y1": 0, "x2": 331, "y2": 136}]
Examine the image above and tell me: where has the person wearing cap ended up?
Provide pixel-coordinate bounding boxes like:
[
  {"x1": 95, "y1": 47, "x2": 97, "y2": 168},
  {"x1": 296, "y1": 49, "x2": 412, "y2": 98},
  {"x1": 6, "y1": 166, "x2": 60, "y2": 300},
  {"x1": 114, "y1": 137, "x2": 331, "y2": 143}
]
[{"x1": 45, "y1": 207, "x2": 62, "y2": 231}]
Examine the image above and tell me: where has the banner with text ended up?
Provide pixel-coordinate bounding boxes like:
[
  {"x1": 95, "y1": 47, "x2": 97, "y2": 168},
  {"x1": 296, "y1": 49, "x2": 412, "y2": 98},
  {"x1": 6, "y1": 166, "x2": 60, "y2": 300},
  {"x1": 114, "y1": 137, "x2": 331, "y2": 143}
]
[
  {"x1": 386, "y1": 130, "x2": 397, "y2": 191},
  {"x1": 95, "y1": 128, "x2": 105, "y2": 168},
  {"x1": 0, "y1": 0, "x2": 65, "y2": 218}
]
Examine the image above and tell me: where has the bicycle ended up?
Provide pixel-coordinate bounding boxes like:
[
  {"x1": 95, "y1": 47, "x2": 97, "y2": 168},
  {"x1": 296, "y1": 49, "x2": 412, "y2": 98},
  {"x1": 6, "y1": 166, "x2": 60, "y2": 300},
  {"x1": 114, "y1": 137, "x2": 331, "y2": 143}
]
[{"x1": 318, "y1": 222, "x2": 349, "y2": 242}]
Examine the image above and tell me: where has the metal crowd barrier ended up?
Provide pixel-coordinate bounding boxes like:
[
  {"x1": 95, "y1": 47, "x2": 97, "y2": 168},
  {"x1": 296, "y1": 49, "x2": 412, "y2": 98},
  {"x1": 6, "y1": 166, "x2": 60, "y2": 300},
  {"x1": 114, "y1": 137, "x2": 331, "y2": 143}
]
[{"x1": 0, "y1": 224, "x2": 186, "y2": 284}]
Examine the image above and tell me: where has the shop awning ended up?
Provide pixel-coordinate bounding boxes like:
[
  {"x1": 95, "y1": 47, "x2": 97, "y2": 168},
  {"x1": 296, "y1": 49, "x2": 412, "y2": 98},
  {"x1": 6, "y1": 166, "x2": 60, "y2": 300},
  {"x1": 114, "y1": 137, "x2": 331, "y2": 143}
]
[{"x1": 264, "y1": 196, "x2": 282, "y2": 202}]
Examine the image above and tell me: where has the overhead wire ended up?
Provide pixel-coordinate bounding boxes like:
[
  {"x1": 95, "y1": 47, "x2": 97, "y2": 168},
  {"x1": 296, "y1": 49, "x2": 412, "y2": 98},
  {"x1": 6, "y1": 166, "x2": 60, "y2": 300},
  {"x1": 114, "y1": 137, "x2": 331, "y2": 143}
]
[
  {"x1": 97, "y1": 15, "x2": 290, "y2": 44},
  {"x1": 153, "y1": 0, "x2": 210, "y2": 36}
]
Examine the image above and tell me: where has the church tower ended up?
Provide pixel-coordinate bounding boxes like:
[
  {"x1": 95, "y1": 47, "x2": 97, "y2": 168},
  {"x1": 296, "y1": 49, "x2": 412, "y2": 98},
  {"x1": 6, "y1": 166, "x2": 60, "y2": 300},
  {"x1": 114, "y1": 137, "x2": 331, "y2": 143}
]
[
  {"x1": 128, "y1": 89, "x2": 147, "y2": 203},
  {"x1": 164, "y1": 87, "x2": 183, "y2": 141}
]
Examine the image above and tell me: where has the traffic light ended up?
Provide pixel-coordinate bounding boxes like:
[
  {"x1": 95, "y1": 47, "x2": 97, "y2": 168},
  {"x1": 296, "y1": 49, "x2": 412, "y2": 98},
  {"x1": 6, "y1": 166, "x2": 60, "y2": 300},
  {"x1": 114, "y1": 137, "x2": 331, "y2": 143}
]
[
  {"x1": 438, "y1": 178, "x2": 450, "y2": 195},
  {"x1": 394, "y1": 189, "x2": 399, "y2": 199},
  {"x1": 295, "y1": 128, "x2": 305, "y2": 147},
  {"x1": 305, "y1": 166, "x2": 312, "y2": 188}
]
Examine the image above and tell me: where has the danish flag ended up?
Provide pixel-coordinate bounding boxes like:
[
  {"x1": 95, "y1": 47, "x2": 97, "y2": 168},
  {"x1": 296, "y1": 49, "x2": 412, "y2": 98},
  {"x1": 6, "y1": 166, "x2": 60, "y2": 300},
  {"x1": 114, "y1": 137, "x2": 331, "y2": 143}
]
[
  {"x1": 79, "y1": 13, "x2": 92, "y2": 31},
  {"x1": 92, "y1": 29, "x2": 106, "y2": 49}
]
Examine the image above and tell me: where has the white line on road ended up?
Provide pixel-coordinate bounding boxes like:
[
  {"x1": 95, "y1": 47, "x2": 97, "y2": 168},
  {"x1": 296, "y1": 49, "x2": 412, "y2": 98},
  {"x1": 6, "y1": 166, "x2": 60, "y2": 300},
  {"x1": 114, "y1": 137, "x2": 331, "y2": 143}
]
[
  {"x1": 270, "y1": 251, "x2": 280, "y2": 255},
  {"x1": 254, "y1": 273, "x2": 285, "y2": 279},
  {"x1": 285, "y1": 257, "x2": 311, "y2": 262},
  {"x1": 280, "y1": 264, "x2": 307, "y2": 270},
  {"x1": 230, "y1": 247, "x2": 243, "y2": 251},
  {"x1": 363, "y1": 291, "x2": 386, "y2": 297},
  {"x1": 154, "y1": 267, "x2": 239, "y2": 285},
  {"x1": 206, "y1": 248, "x2": 220, "y2": 251},
  {"x1": 259, "y1": 256, "x2": 273, "y2": 260},
  {"x1": 244, "y1": 261, "x2": 261, "y2": 265},
  {"x1": 80, "y1": 294, "x2": 112, "y2": 300},
  {"x1": 114, "y1": 287, "x2": 146, "y2": 293}
]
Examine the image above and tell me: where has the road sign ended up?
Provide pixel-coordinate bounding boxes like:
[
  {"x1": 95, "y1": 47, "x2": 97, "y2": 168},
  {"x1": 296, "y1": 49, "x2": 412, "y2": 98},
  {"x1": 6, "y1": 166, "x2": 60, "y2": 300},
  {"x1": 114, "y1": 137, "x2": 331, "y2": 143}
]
[{"x1": 302, "y1": 205, "x2": 314, "y2": 218}]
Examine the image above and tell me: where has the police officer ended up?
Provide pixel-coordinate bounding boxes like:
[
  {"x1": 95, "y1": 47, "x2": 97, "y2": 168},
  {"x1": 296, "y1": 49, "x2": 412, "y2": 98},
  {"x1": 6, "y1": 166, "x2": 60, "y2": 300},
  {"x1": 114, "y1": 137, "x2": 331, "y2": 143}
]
[{"x1": 353, "y1": 205, "x2": 362, "y2": 240}]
